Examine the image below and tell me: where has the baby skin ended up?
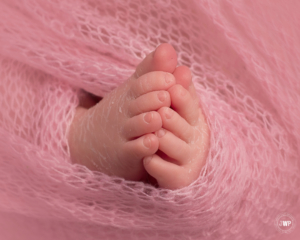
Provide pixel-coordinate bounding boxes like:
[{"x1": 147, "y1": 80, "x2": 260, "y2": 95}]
[{"x1": 68, "y1": 44, "x2": 210, "y2": 190}]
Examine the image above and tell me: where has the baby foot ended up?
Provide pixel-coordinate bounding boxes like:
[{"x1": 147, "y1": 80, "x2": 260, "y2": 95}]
[
  {"x1": 143, "y1": 66, "x2": 210, "y2": 189},
  {"x1": 68, "y1": 44, "x2": 178, "y2": 181}
]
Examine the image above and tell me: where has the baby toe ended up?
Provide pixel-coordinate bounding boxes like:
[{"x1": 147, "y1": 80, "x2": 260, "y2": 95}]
[
  {"x1": 155, "y1": 128, "x2": 191, "y2": 165},
  {"x1": 158, "y1": 107, "x2": 194, "y2": 143},
  {"x1": 143, "y1": 154, "x2": 194, "y2": 190},
  {"x1": 128, "y1": 91, "x2": 171, "y2": 117},
  {"x1": 122, "y1": 111, "x2": 162, "y2": 139},
  {"x1": 134, "y1": 43, "x2": 177, "y2": 79},
  {"x1": 173, "y1": 65, "x2": 192, "y2": 90},
  {"x1": 130, "y1": 71, "x2": 175, "y2": 99},
  {"x1": 123, "y1": 134, "x2": 159, "y2": 162},
  {"x1": 168, "y1": 84, "x2": 199, "y2": 126}
]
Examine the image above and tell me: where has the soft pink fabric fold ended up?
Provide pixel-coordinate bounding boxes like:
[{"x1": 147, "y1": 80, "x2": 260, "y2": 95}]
[{"x1": 0, "y1": 0, "x2": 299, "y2": 239}]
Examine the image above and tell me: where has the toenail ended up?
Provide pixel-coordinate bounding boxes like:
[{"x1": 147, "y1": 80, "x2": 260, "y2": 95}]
[
  {"x1": 165, "y1": 108, "x2": 173, "y2": 119},
  {"x1": 165, "y1": 73, "x2": 174, "y2": 84},
  {"x1": 156, "y1": 129, "x2": 166, "y2": 138},
  {"x1": 144, "y1": 112, "x2": 153, "y2": 123},
  {"x1": 143, "y1": 136, "x2": 152, "y2": 148},
  {"x1": 158, "y1": 91, "x2": 166, "y2": 102},
  {"x1": 143, "y1": 156, "x2": 152, "y2": 165}
]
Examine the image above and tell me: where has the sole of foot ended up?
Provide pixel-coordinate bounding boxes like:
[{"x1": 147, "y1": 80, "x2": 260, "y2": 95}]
[{"x1": 69, "y1": 43, "x2": 180, "y2": 181}]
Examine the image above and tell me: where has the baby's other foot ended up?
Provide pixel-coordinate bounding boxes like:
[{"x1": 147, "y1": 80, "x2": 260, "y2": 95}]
[
  {"x1": 68, "y1": 44, "x2": 178, "y2": 181},
  {"x1": 143, "y1": 66, "x2": 210, "y2": 189}
]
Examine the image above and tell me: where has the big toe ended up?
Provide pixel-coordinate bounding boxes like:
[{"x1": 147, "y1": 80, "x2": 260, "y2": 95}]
[
  {"x1": 173, "y1": 65, "x2": 198, "y2": 101},
  {"x1": 173, "y1": 66, "x2": 192, "y2": 89},
  {"x1": 134, "y1": 43, "x2": 177, "y2": 78},
  {"x1": 169, "y1": 84, "x2": 200, "y2": 126}
]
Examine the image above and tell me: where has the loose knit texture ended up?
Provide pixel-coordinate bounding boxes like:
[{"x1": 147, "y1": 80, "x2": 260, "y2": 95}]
[{"x1": 0, "y1": 0, "x2": 299, "y2": 239}]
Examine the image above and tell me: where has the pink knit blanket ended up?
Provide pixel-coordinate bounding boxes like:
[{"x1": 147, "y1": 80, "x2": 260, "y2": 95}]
[{"x1": 0, "y1": 0, "x2": 299, "y2": 239}]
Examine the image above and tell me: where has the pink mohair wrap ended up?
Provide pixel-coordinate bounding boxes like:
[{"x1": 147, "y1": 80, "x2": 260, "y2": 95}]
[{"x1": 0, "y1": 0, "x2": 299, "y2": 239}]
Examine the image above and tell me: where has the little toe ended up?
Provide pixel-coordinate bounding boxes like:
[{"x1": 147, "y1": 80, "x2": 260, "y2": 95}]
[
  {"x1": 134, "y1": 43, "x2": 177, "y2": 79},
  {"x1": 158, "y1": 107, "x2": 193, "y2": 143},
  {"x1": 122, "y1": 111, "x2": 162, "y2": 139},
  {"x1": 155, "y1": 128, "x2": 190, "y2": 165},
  {"x1": 128, "y1": 91, "x2": 171, "y2": 117},
  {"x1": 143, "y1": 154, "x2": 193, "y2": 190},
  {"x1": 130, "y1": 71, "x2": 175, "y2": 98},
  {"x1": 168, "y1": 84, "x2": 199, "y2": 126},
  {"x1": 122, "y1": 134, "x2": 159, "y2": 161}
]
